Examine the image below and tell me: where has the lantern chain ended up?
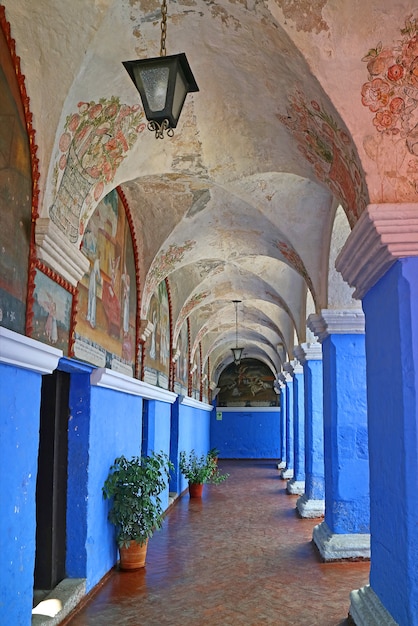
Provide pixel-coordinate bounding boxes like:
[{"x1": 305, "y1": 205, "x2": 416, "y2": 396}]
[{"x1": 160, "y1": 0, "x2": 167, "y2": 57}]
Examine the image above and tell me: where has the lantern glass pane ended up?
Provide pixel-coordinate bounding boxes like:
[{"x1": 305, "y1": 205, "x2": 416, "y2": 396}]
[
  {"x1": 172, "y1": 68, "x2": 187, "y2": 120},
  {"x1": 136, "y1": 66, "x2": 170, "y2": 112}
]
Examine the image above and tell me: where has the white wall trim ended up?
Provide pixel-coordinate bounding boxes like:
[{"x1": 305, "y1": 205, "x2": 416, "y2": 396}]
[
  {"x1": 307, "y1": 309, "x2": 365, "y2": 342},
  {"x1": 90, "y1": 367, "x2": 177, "y2": 403},
  {"x1": 0, "y1": 327, "x2": 62, "y2": 374},
  {"x1": 180, "y1": 396, "x2": 213, "y2": 412},
  {"x1": 217, "y1": 406, "x2": 279, "y2": 413}
]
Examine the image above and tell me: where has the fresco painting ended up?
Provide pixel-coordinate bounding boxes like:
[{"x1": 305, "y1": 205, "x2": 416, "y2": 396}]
[
  {"x1": 31, "y1": 269, "x2": 72, "y2": 352},
  {"x1": 73, "y1": 189, "x2": 137, "y2": 375},
  {"x1": 174, "y1": 321, "x2": 189, "y2": 396},
  {"x1": 217, "y1": 358, "x2": 279, "y2": 407},
  {"x1": 0, "y1": 24, "x2": 31, "y2": 333},
  {"x1": 144, "y1": 281, "x2": 170, "y2": 389},
  {"x1": 361, "y1": 15, "x2": 418, "y2": 201}
]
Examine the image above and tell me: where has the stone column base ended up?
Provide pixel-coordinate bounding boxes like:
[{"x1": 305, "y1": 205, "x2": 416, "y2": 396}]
[
  {"x1": 286, "y1": 479, "x2": 305, "y2": 495},
  {"x1": 277, "y1": 460, "x2": 286, "y2": 469},
  {"x1": 296, "y1": 493, "x2": 324, "y2": 518},
  {"x1": 313, "y1": 521, "x2": 370, "y2": 561},
  {"x1": 349, "y1": 585, "x2": 398, "y2": 625},
  {"x1": 280, "y1": 468, "x2": 294, "y2": 480}
]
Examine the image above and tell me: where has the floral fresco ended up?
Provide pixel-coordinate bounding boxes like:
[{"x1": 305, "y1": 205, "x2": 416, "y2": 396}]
[
  {"x1": 276, "y1": 240, "x2": 317, "y2": 308},
  {"x1": 361, "y1": 15, "x2": 418, "y2": 200},
  {"x1": 278, "y1": 90, "x2": 368, "y2": 227},
  {"x1": 49, "y1": 97, "x2": 145, "y2": 243},
  {"x1": 174, "y1": 290, "x2": 209, "y2": 342},
  {"x1": 142, "y1": 240, "x2": 195, "y2": 315}
]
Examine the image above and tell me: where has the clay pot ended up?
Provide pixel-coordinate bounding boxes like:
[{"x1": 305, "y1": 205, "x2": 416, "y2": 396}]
[
  {"x1": 188, "y1": 482, "x2": 204, "y2": 498},
  {"x1": 119, "y1": 539, "x2": 148, "y2": 570}
]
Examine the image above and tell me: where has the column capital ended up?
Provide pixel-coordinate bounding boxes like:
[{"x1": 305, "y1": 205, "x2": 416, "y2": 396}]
[
  {"x1": 336, "y1": 203, "x2": 418, "y2": 299},
  {"x1": 279, "y1": 372, "x2": 292, "y2": 384},
  {"x1": 294, "y1": 342, "x2": 322, "y2": 363},
  {"x1": 307, "y1": 309, "x2": 365, "y2": 342},
  {"x1": 283, "y1": 360, "x2": 303, "y2": 376}
]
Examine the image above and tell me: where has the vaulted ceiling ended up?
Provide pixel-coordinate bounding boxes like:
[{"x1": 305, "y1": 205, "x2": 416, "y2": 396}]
[{"x1": 6, "y1": 0, "x2": 418, "y2": 383}]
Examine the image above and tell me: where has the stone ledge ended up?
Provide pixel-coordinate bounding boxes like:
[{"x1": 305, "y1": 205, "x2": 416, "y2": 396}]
[
  {"x1": 313, "y1": 521, "x2": 370, "y2": 561},
  {"x1": 32, "y1": 578, "x2": 86, "y2": 626},
  {"x1": 349, "y1": 585, "x2": 399, "y2": 626}
]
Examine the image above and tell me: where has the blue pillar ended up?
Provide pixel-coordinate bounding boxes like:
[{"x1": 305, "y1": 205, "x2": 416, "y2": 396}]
[
  {"x1": 359, "y1": 258, "x2": 418, "y2": 625},
  {"x1": 287, "y1": 361, "x2": 305, "y2": 495},
  {"x1": 277, "y1": 382, "x2": 287, "y2": 469},
  {"x1": 280, "y1": 372, "x2": 294, "y2": 480},
  {"x1": 295, "y1": 342, "x2": 325, "y2": 519},
  {"x1": 308, "y1": 310, "x2": 370, "y2": 561}
]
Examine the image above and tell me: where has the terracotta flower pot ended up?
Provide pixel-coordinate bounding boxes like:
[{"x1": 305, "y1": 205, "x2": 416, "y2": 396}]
[
  {"x1": 189, "y1": 482, "x2": 204, "y2": 498},
  {"x1": 119, "y1": 539, "x2": 148, "y2": 570}
]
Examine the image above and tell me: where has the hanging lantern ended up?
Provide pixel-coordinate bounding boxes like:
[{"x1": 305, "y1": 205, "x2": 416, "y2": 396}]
[
  {"x1": 123, "y1": 0, "x2": 199, "y2": 139},
  {"x1": 231, "y1": 300, "x2": 243, "y2": 366}
]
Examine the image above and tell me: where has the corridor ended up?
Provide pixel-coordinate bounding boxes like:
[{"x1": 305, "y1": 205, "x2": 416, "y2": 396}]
[{"x1": 63, "y1": 460, "x2": 369, "y2": 626}]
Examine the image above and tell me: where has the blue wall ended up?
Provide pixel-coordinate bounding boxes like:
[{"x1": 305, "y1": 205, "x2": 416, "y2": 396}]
[
  {"x1": 0, "y1": 362, "x2": 43, "y2": 626},
  {"x1": 176, "y1": 403, "x2": 211, "y2": 493},
  {"x1": 210, "y1": 408, "x2": 281, "y2": 458}
]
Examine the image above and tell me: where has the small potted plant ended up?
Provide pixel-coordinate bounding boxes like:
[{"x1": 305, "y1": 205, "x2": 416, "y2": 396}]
[
  {"x1": 103, "y1": 451, "x2": 173, "y2": 570},
  {"x1": 179, "y1": 449, "x2": 228, "y2": 498}
]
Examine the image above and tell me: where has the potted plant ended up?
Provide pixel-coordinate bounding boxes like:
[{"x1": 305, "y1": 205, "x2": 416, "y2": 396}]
[
  {"x1": 103, "y1": 451, "x2": 174, "y2": 570},
  {"x1": 179, "y1": 449, "x2": 228, "y2": 498}
]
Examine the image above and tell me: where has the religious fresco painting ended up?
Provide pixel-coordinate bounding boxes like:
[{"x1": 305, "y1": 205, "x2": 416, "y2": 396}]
[
  {"x1": 361, "y1": 15, "x2": 418, "y2": 201},
  {"x1": 143, "y1": 281, "x2": 170, "y2": 389},
  {"x1": 173, "y1": 321, "x2": 189, "y2": 396},
  {"x1": 191, "y1": 346, "x2": 201, "y2": 400},
  {"x1": 217, "y1": 358, "x2": 279, "y2": 407},
  {"x1": 73, "y1": 189, "x2": 137, "y2": 376},
  {"x1": 30, "y1": 268, "x2": 73, "y2": 353},
  {"x1": 0, "y1": 22, "x2": 31, "y2": 334}
]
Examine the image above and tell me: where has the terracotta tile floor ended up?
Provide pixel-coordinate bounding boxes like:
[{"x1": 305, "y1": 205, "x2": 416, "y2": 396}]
[{"x1": 64, "y1": 460, "x2": 369, "y2": 625}]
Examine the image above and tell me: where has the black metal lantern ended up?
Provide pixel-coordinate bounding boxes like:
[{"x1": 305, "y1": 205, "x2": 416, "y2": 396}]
[
  {"x1": 123, "y1": 0, "x2": 199, "y2": 139},
  {"x1": 231, "y1": 300, "x2": 243, "y2": 366},
  {"x1": 123, "y1": 53, "x2": 199, "y2": 138}
]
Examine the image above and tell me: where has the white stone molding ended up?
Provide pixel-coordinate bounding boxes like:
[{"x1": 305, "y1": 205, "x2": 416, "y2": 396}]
[
  {"x1": 307, "y1": 309, "x2": 365, "y2": 342},
  {"x1": 336, "y1": 203, "x2": 418, "y2": 300},
  {"x1": 296, "y1": 494, "x2": 325, "y2": 519},
  {"x1": 279, "y1": 372, "x2": 293, "y2": 384},
  {"x1": 313, "y1": 521, "x2": 370, "y2": 561},
  {"x1": 286, "y1": 479, "x2": 305, "y2": 495},
  {"x1": 277, "y1": 460, "x2": 286, "y2": 469},
  {"x1": 139, "y1": 319, "x2": 154, "y2": 342},
  {"x1": 35, "y1": 218, "x2": 90, "y2": 287},
  {"x1": 294, "y1": 342, "x2": 322, "y2": 363},
  {"x1": 0, "y1": 327, "x2": 62, "y2": 374},
  {"x1": 349, "y1": 585, "x2": 399, "y2": 626},
  {"x1": 32, "y1": 578, "x2": 86, "y2": 626},
  {"x1": 91, "y1": 368, "x2": 177, "y2": 403},
  {"x1": 180, "y1": 395, "x2": 213, "y2": 412},
  {"x1": 281, "y1": 468, "x2": 294, "y2": 480}
]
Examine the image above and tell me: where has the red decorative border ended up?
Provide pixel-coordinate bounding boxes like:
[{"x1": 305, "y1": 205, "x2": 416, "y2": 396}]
[
  {"x1": 165, "y1": 277, "x2": 174, "y2": 391},
  {"x1": 0, "y1": 6, "x2": 41, "y2": 338},
  {"x1": 117, "y1": 186, "x2": 142, "y2": 379}
]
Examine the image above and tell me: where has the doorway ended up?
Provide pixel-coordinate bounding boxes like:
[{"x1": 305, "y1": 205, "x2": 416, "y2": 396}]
[{"x1": 34, "y1": 369, "x2": 70, "y2": 592}]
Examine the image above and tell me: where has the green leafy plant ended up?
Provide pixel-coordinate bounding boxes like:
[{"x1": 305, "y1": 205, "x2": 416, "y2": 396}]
[
  {"x1": 179, "y1": 449, "x2": 228, "y2": 485},
  {"x1": 103, "y1": 451, "x2": 174, "y2": 548}
]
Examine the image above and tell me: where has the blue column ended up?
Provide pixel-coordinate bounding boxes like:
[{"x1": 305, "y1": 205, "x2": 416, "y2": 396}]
[
  {"x1": 287, "y1": 361, "x2": 305, "y2": 495},
  {"x1": 277, "y1": 382, "x2": 287, "y2": 469},
  {"x1": 295, "y1": 342, "x2": 325, "y2": 518},
  {"x1": 280, "y1": 372, "x2": 294, "y2": 479},
  {"x1": 308, "y1": 310, "x2": 370, "y2": 561},
  {"x1": 360, "y1": 258, "x2": 418, "y2": 625}
]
